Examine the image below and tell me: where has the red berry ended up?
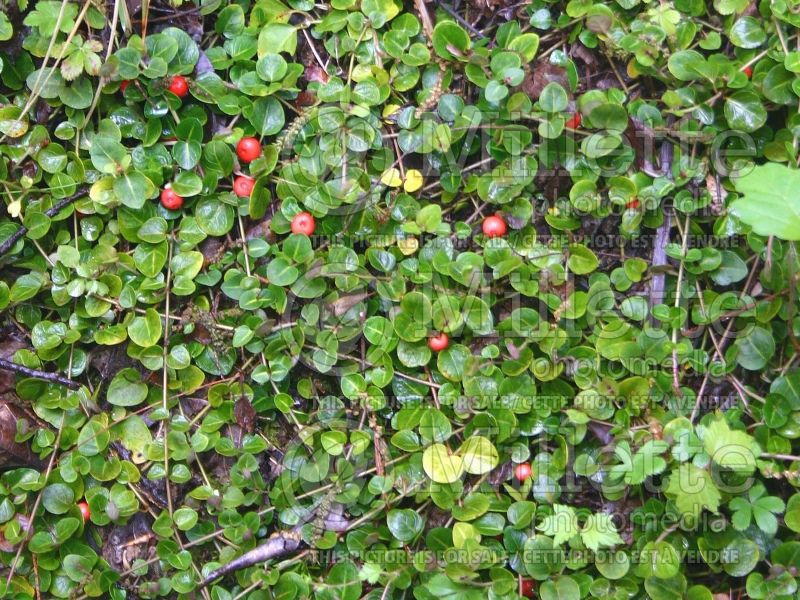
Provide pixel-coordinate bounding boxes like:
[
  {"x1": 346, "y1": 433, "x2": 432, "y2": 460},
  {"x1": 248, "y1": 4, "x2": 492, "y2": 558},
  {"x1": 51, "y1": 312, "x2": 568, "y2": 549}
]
[
  {"x1": 291, "y1": 211, "x2": 315, "y2": 235},
  {"x1": 482, "y1": 215, "x2": 507, "y2": 238},
  {"x1": 742, "y1": 65, "x2": 753, "y2": 78},
  {"x1": 168, "y1": 75, "x2": 189, "y2": 98},
  {"x1": 513, "y1": 462, "x2": 532, "y2": 482},
  {"x1": 236, "y1": 137, "x2": 262, "y2": 163},
  {"x1": 160, "y1": 187, "x2": 183, "y2": 210},
  {"x1": 120, "y1": 80, "x2": 130, "y2": 92},
  {"x1": 566, "y1": 112, "x2": 582, "y2": 129},
  {"x1": 428, "y1": 332, "x2": 449, "y2": 352},
  {"x1": 78, "y1": 501, "x2": 90, "y2": 523},
  {"x1": 626, "y1": 198, "x2": 640, "y2": 210},
  {"x1": 521, "y1": 579, "x2": 535, "y2": 598},
  {"x1": 233, "y1": 176, "x2": 255, "y2": 197}
]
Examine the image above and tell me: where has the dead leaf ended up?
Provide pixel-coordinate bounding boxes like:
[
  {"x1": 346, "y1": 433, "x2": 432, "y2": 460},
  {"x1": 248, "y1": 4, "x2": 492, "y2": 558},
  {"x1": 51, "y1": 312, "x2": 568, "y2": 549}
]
[
  {"x1": 328, "y1": 292, "x2": 372, "y2": 317},
  {"x1": 305, "y1": 65, "x2": 329, "y2": 84},
  {"x1": 0, "y1": 402, "x2": 43, "y2": 471},
  {"x1": 520, "y1": 61, "x2": 570, "y2": 102},
  {"x1": 234, "y1": 396, "x2": 257, "y2": 434}
]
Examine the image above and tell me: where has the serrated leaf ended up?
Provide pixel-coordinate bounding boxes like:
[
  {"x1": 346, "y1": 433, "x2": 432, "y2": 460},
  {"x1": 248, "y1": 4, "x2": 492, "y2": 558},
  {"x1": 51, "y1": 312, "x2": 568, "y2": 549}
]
[{"x1": 537, "y1": 504, "x2": 579, "y2": 545}]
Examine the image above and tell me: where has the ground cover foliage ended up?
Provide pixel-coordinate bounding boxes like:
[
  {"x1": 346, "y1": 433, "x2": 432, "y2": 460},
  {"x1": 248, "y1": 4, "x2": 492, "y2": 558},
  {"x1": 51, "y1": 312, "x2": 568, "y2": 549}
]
[{"x1": 0, "y1": 0, "x2": 800, "y2": 598}]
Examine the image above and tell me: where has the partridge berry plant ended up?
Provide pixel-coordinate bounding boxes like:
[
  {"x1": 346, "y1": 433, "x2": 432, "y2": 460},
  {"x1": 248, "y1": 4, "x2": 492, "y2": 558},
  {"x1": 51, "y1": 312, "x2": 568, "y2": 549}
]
[{"x1": 0, "y1": 0, "x2": 799, "y2": 599}]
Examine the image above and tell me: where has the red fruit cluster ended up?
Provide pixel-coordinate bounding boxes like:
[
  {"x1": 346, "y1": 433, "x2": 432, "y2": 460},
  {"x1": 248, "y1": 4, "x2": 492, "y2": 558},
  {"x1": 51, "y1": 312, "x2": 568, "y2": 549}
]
[{"x1": 78, "y1": 501, "x2": 90, "y2": 523}]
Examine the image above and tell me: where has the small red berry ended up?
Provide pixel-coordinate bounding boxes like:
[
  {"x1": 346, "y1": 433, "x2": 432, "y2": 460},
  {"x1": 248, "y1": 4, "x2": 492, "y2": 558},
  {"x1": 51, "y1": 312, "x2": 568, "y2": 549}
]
[
  {"x1": 482, "y1": 215, "x2": 507, "y2": 238},
  {"x1": 742, "y1": 65, "x2": 753, "y2": 79},
  {"x1": 233, "y1": 176, "x2": 255, "y2": 197},
  {"x1": 160, "y1": 187, "x2": 183, "y2": 210},
  {"x1": 236, "y1": 137, "x2": 262, "y2": 163},
  {"x1": 521, "y1": 579, "x2": 535, "y2": 598},
  {"x1": 168, "y1": 75, "x2": 189, "y2": 98},
  {"x1": 513, "y1": 462, "x2": 532, "y2": 482},
  {"x1": 626, "y1": 198, "x2": 640, "y2": 210},
  {"x1": 120, "y1": 80, "x2": 130, "y2": 92},
  {"x1": 428, "y1": 332, "x2": 449, "y2": 352},
  {"x1": 566, "y1": 112, "x2": 582, "y2": 129},
  {"x1": 78, "y1": 501, "x2": 90, "y2": 523},
  {"x1": 291, "y1": 211, "x2": 315, "y2": 235}
]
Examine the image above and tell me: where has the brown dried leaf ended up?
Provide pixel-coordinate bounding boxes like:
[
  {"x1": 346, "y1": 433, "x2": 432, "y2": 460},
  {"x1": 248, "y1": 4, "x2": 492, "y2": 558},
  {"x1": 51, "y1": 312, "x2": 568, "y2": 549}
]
[
  {"x1": 305, "y1": 65, "x2": 329, "y2": 84},
  {"x1": 520, "y1": 62, "x2": 570, "y2": 102},
  {"x1": 329, "y1": 292, "x2": 372, "y2": 317},
  {"x1": 234, "y1": 396, "x2": 257, "y2": 434},
  {"x1": 0, "y1": 403, "x2": 43, "y2": 471}
]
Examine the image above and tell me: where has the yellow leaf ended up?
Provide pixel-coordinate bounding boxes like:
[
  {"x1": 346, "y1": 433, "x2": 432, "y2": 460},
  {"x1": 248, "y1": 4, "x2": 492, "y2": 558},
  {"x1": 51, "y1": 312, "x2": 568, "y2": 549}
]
[
  {"x1": 627, "y1": 59, "x2": 642, "y2": 79},
  {"x1": 403, "y1": 169, "x2": 423, "y2": 193},
  {"x1": 380, "y1": 168, "x2": 402, "y2": 187},
  {"x1": 7, "y1": 200, "x2": 21, "y2": 218},
  {"x1": 382, "y1": 104, "x2": 401, "y2": 119},
  {"x1": 398, "y1": 236, "x2": 418, "y2": 255}
]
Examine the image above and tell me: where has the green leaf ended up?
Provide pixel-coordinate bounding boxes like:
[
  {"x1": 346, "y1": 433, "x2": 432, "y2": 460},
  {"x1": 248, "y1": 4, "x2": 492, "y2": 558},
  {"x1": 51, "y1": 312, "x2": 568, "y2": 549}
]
[
  {"x1": 422, "y1": 443, "x2": 464, "y2": 483},
  {"x1": 128, "y1": 308, "x2": 163, "y2": 348},
  {"x1": 568, "y1": 244, "x2": 599, "y2": 274},
  {"x1": 432, "y1": 22, "x2": 470, "y2": 60},
  {"x1": 107, "y1": 368, "x2": 149, "y2": 406},
  {"x1": 90, "y1": 136, "x2": 129, "y2": 174},
  {"x1": 195, "y1": 198, "x2": 235, "y2": 236},
  {"x1": 171, "y1": 171, "x2": 203, "y2": 197},
  {"x1": 580, "y1": 512, "x2": 623, "y2": 551},
  {"x1": 386, "y1": 508, "x2": 424, "y2": 542},
  {"x1": 724, "y1": 91, "x2": 767, "y2": 132},
  {"x1": 701, "y1": 417, "x2": 757, "y2": 471},
  {"x1": 42, "y1": 483, "x2": 74, "y2": 515},
  {"x1": 458, "y1": 436, "x2": 499, "y2": 475},
  {"x1": 734, "y1": 325, "x2": 775, "y2": 371},
  {"x1": 537, "y1": 504, "x2": 579, "y2": 545},
  {"x1": 731, "y1": 163, "x2": 800, "y2": 240},
  {"x1": 539, "y1": 83, "x2": 568, "y2": 113},
  {"x1": 257, "y1": 24, "x2": 297, "y2": 56},
  {"x1": 666, "y1": 464, "x2": 722, "y2": 518}
]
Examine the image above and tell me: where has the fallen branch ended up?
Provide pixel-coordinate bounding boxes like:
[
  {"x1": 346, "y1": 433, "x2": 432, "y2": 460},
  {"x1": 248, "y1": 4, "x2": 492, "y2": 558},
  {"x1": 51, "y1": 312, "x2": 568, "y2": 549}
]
[
  {"x1": 200, "y1": 513, "x2": 350, "y2": 587},
  {"x1": 0, "y1": 188, "x2": 88, "y2": 259},
  {"x1": 0, "y1": 357, "x2": 79, "y2": 390},
  {"x1": 200, "y1": 530, "x2": 302, "y2": 587},
  {"x1": 647, "y1": 118, "x2": 675, "y2": 325}
]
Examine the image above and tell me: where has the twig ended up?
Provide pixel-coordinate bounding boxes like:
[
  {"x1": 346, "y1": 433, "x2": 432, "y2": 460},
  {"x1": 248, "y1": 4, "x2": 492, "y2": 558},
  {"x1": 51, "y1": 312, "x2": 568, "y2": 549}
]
[
  {"x1": 0, "y1": 188, "x2": 88, "y2": 259},
  {"x1": 440, "y1": 3, "x2": 486, "y2": 38},
  {"x1": 0, "y1": 357, "x2": 79, "y2": 389},
  {"x1": 415, "y1": 0, "x2": 434, "y2": 40},
  {"x1": 200, "y1": 530, "x2": 303, "y2": 587}
]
